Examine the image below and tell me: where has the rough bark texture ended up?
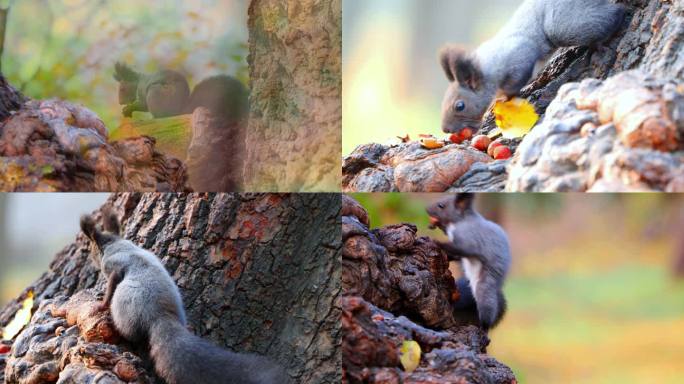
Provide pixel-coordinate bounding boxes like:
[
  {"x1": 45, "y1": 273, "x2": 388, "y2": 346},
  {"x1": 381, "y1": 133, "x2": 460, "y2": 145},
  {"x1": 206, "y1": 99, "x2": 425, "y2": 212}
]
[
  {"x1": 0, "y1": 193, "x2": 341, "y2": 384},
  {"x1": 343, "y1": 143, "x2": 495, "y2": 193},
  {"x1": 4, "y1": 291, "x2": 156, "y2": 384},
  {"x1": 506, "y1": 70, "x2": 684, "y2": 191},
  {"x1": 0, "y1": 98, "x2": 189, "y2": 192},
  {"x1": 343, "y1": 0, "x2": 684, "y2": 193},
  {"x1": 341, "y1": 196, "x2": 515, "y2": 384},
  {"x1": 245, "y1": 0, "x2": 342, "y2": 192}
]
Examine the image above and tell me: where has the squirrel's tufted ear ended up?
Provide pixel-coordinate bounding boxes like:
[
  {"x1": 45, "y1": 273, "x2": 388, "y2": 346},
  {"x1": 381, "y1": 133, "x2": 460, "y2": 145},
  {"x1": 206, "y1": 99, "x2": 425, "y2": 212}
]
[
  {"x1": 439, "y1": 45, "x2": 482, "y2": 91},
  {"x1": 454, "y1": 193, "x2": 475, "y2": 211},
  {"x1": 113, "y1": 62, "x2": 140, "y2": 83},
  {"x1": 102, "y1": 208, "x2": 121, "y2": 235},
  {"x1": 439, "y1": 46, "x2": 457, "y2": 82},
  {"x1": 80, "y1": 215, "x2": 97, "y2": 241}
]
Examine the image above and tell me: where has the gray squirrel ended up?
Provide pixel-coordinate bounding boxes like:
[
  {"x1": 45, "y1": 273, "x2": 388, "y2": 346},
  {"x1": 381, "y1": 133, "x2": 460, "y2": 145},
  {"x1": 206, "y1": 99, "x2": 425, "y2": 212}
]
[
  {"x1": 80, "y1": 212, "x2": 288, "y2": 384},
  {"x1": 439, "y1": 0, "x2": 625, "y2": 134},
  {"x1": 113, "y1": 62, "x2": 249, "y2": 121},
  {"x1": 426, "y1": 194, "x2": 511, "y2": 332}
]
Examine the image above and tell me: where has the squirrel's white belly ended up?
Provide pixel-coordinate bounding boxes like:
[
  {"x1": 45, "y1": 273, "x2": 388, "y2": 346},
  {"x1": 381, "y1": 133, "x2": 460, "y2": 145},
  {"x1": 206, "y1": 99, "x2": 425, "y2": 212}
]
[{"x1": 462, "y1": 258, "x2": 482, "y2": 297}]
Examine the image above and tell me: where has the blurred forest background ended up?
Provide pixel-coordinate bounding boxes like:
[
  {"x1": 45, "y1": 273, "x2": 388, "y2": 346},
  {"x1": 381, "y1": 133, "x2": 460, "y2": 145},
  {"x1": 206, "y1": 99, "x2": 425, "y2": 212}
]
[
  {"x1": 351, "y1": 193, "x2": 684, "y2": 384},
  {"x1": 342, "y1": 0, "x2": 521, "y2": 154},
  {"x1": 0, "y1": 194, "x2": 109, "y2": 307},
  {"x1": 1, "y1": 0, "x2": 248, "y2": 132}
]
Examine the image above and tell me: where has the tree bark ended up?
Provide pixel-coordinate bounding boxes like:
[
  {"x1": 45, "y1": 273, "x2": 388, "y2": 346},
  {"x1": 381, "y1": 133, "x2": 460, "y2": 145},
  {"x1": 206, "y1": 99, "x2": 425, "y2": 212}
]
[
  {"x1": 245, "y1": 0, "x2": 342, "y2": 192},
  {"x1": 0, "y1": 193, "x2": 341, "y2": 384},
  {"x1": 673, "y1": 212, "x2": 684, "y2": 279},
  {"x1": 341, "y1": 196, "x2": 515, "y2": 383},
  {"x1": 0, "y1": 74, "x2": 24, "y2": 121},
  {"x1": 0, "y1": 7, "x2": 9, "y2": 73}
]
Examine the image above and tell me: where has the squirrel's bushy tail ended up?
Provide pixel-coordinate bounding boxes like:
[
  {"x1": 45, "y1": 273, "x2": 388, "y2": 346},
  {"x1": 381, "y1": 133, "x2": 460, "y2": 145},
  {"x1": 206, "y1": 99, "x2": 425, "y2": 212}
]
[
  {"x1": 492, "y1": 289, "x2": 507, "y2": 329},
  {"x1": 149, "y1": 317, "x2": 288, "y2": 384}
]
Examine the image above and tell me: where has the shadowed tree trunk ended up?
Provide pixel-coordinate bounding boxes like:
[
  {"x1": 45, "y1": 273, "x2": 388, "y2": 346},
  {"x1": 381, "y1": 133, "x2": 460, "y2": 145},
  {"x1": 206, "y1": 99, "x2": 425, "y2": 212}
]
[
  {"x1": 245, "y1": 0, "x2": 342, "y2": 192},
  {"x1": 0, "y1": 74, "x2": 24, "y2": 120},
  {"x1": 0, "y1": 6, "x2": 9, "y2": 73},
  {"x1": 0, "y1": 195, "x2": 6, "y2": 296},
  {"x1": 673, "y1": 212, "x2": 684, "y2": 279},
  {"x1": 0, "y1": 193, "x2": 341, "y2": 383}
]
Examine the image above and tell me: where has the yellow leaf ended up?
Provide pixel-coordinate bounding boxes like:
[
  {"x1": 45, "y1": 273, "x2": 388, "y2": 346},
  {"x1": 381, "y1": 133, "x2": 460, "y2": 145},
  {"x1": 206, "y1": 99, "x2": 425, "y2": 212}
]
[
  {"x1": 2, "y1": 291, "x2": 34, "y2": 341},
  {"x1": 399, "y1": 340, "x2": 421, "y2": 373},
  {"x1": 493, "y1": 98, "x2": 539, "y2": 139}
]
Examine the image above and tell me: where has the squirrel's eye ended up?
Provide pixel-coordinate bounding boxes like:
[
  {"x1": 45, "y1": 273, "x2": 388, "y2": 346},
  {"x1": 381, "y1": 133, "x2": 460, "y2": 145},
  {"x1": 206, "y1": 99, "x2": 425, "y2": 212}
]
[
  {"x1": 438, "y1": 203, "x2": 445, "y2": 209},
  {"x1": 454, "y1": 100, "x2": 466, "y2": 112}
]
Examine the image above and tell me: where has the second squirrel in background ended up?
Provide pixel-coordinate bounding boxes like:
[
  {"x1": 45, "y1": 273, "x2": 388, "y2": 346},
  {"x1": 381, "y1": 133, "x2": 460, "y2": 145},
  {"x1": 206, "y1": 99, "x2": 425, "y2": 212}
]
[
  {"x1": 80, "y1": 212, "x2": 288, "y2": 384},
  {"x1": 427, "y1": 194, "x2": 511, "y2": 333},
  {"x1": 113, "y1": 62, "x2": 248, "y2": 122},
  {"x1": 439, "y1": 0, "x2": 625, "y2": 134}
]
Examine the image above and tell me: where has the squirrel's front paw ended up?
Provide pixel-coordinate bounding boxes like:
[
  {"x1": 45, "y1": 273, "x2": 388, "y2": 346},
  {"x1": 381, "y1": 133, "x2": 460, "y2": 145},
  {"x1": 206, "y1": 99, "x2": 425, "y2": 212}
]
[
  {"x1": 122, "y1": 105, "x2": 134, "y2": 117},
  {"x1": 434, "y1": 240, "x2": 451, "y2": 251},
  {"x1": 493, "y1": 90, "x2": 512, "y2": 104}
]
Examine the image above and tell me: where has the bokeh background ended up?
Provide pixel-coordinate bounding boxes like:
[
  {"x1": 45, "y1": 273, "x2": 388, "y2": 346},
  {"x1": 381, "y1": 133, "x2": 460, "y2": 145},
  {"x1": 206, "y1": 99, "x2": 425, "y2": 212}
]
[
  {"x1": 343, "y1": 0, "x2": 521, "y2": 154},
  {"x1": 0, "y1": 194, "x2": 109, "y2": 308},
  {"x1": 1, "y1": 0, "x2": 248, "y2": 133},
  {"x1": 351, "y1": 193, "x2": 684, "y2": 384}
]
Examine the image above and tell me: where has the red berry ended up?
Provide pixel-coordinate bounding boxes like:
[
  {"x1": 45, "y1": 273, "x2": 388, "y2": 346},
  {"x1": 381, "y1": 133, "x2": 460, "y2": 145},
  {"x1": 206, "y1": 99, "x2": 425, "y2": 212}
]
[
  {"x1": 493, "y1": 146, "x2": 512, "y2": 160},
  {"x1": 0, "y1": 344, "x2": 10, "y2": 354},
  {"x1": 471, "y1": 135, "x2": 491, "y2": 152},
  {"x1": 487, "y1": 139, "x2": 504, "y2": 157},
  {"x1": 449, "y1": 133, "x2": 464, "y2": 144},
  {"x1": 460, "y1": 127, "x2": 474, "y2": 140}
]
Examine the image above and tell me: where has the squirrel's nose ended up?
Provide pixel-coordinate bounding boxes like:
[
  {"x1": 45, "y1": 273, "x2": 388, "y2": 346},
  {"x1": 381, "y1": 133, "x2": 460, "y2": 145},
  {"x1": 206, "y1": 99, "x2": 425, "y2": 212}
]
[
  {"x1": 441, "y1": 123, "x2": 454, "y2": 134},
  {"x1": 442, "y1": 122, "x2": 461, "y2": 134}
]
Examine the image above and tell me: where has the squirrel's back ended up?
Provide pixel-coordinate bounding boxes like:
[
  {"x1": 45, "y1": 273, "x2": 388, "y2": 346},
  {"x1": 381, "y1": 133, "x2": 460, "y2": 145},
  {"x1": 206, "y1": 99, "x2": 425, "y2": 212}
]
[
  {"x1": 102, "y1": 240, "x2": 187, "y2": 341},
  {"x1": 478, "y1": 0, "x2": 625, "y2": 81},
  {"x1": 446, "y1": 213, "x2": 511, "y2": 278}
]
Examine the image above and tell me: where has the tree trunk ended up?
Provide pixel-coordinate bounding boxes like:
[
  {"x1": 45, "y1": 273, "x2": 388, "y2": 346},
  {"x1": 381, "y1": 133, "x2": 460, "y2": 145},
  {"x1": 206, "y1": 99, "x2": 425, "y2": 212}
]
[
  {"x1": 0, "y1": 193, "x2": 341, "y2": 384},
  {"x1": 341, "y1": 196, "x2": 515, "y2": 383},
  {"x1": 0, "y1": 74, "x2": 24, "y2": 121},
  {"x1": 674, "y1": 212, "x2": 684, "y2": 279},
  {"x1": 245, "y1": 0, "x2": 342, "y2": 192},
  {"x1": 0, "y1": 7, "x2": 9, "y2": 73},
  {"x1": 0, "y1": 195, "x2": 6, "y2": 293}
]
